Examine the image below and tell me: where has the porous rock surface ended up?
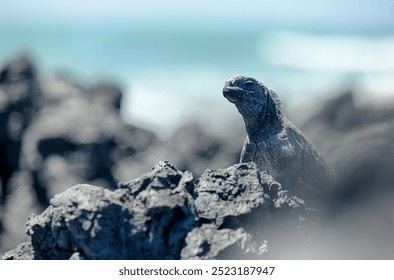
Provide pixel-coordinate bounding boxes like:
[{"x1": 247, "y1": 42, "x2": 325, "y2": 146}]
[
  {"x1": 181, "y1": 225, "x2": 256, "y2": 260},
  {"x1": 1, "y1": 242, "x2": 34, "y2": 260},
  {"x1": 2, "y1": 161, "x2": 309, "y2": 260},
  {"x1": 26, "y1": 162, "x2": 197, "y2": 260},
  {"x1": 194, "y1": 163, "x2": 270, "y2": 227}
]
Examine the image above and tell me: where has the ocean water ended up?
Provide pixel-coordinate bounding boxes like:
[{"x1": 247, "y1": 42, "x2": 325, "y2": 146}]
[{"x1": 1, "y1": 23, "x2": 393, "y2": 136}]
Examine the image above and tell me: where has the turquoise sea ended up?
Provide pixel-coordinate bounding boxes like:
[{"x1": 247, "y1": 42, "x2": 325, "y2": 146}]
[{"x1": 1, "y1": 21, "x2": 393, "y2": 135}]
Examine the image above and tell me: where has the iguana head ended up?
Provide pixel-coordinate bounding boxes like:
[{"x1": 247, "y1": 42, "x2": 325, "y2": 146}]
[{"x1": 223, "y1": 75, "x2": 276, "y2": 119}]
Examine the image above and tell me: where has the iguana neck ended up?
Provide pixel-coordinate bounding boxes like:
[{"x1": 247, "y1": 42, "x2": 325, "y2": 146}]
[{"x1": 243, "y1": 94, "x2": 284, "y2": 142}]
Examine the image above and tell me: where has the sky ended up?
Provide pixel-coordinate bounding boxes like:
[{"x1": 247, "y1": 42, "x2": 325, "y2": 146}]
[{"x1": 1, "y1": 0, "x2": 393, "y2": 30}]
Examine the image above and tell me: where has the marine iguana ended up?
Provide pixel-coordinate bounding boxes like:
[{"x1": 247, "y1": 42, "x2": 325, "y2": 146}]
[{"x1": 223, "y1": 75, "x2": 335, "y2": 205}]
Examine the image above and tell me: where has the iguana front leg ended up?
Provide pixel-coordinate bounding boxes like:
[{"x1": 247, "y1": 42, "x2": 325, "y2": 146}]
[{"x1": 240, "y1": 136, "x2": 270, "y2": 172}]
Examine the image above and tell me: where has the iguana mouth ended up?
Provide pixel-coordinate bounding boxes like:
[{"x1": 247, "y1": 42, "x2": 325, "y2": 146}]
[{"x1": 223, "y1": 86, "x2": 247, "y2": 103}]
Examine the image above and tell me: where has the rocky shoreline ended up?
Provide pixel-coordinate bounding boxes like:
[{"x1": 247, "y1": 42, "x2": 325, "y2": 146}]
[{"x1": 1, "y1": 55, "x2": 394, "y2": 259}]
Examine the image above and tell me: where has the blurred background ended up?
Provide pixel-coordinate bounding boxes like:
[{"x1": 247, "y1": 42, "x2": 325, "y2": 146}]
[
  {"x1": 1, "y1": 0, "x2": 393, "y2": 133},
  {"x1": 1, "y1": 0, "x2": 394, "y2": 258}
]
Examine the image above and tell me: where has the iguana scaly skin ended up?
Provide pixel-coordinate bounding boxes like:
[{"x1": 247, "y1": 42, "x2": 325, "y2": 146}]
[{"x1": 223, "y1": 75, "x2": 335, "y2": 205}]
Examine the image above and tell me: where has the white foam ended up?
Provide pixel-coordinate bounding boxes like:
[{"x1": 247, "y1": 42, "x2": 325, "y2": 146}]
[
  {"x1": 120, "y1": 67, "x2": 230, "y2": 136},
  {"x1": 260, "y1": 30, "x2": 394, "y2": 73}
]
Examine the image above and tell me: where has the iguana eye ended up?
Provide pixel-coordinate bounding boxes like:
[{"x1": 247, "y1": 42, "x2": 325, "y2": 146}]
[{"x1": 244, "y1": 80, "x2": 254, "y2": 87}]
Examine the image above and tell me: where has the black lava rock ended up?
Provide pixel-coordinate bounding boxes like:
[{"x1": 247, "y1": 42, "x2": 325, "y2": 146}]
[
  {"x1": 1, "y1": 242, "x2": 34, "y2": 260},
  {"x1": 0, "y1": 55, "x2": 39, "y2": 203},
  {"x1": 25, "y1": 162, "x2": 197, "y2": 260},
  {"x1": 1, "y1": 160, "x2": 311, "y2": 260},
  {"x1": 0, "y1": 56, "x2": 159, "y2": 255},
  {"x1": 302, "y1": 91, "x2": 394, "y2": 211},
  {"x1": 181, "y1": 225, "x2": 257, "y2": 259},
  {"x1": 194, "y1": 163, "x2": 271, "y2": 228}
]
